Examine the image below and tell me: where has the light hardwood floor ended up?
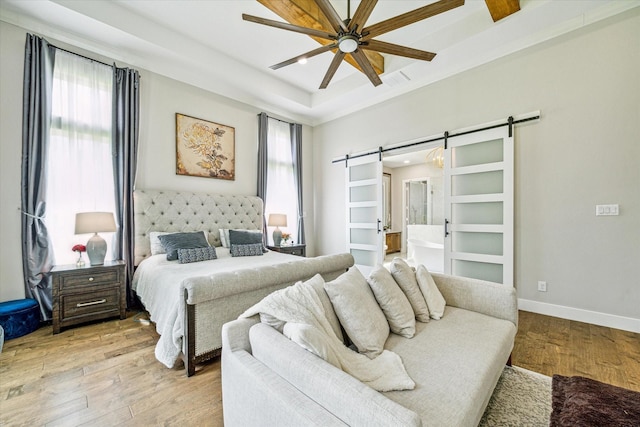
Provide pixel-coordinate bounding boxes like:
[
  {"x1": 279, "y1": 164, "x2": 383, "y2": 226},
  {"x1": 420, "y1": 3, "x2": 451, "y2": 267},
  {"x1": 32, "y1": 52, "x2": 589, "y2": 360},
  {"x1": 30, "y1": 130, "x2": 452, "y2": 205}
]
[{"x1": 1, "y1": 310, "x2": 638, "y2": 426}]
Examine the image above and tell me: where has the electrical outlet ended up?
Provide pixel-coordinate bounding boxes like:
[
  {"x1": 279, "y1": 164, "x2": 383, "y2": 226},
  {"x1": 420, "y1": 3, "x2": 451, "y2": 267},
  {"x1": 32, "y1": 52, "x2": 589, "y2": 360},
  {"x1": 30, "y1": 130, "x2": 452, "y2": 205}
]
[{"x1": 537, "y1": 281, "x2": 547, "y2": 292}]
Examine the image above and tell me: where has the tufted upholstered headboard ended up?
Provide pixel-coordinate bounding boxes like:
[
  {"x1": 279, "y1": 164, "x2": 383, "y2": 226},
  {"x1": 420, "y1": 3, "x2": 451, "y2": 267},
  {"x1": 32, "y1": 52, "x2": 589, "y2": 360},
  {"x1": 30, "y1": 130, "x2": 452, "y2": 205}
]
[{"x1": 133, "y1": 189, "x2": 263, "y2": 266}]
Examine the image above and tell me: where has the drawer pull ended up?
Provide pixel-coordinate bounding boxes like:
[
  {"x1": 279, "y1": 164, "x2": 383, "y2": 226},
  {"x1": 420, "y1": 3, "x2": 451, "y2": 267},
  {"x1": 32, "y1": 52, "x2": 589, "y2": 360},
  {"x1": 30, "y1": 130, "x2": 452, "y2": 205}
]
[
  {"x1": 88, "y1": 277, "x2": 94, "y2": 282},
  {"x1": 76, "y1": 299, "x2": 106, "y2": 307}
]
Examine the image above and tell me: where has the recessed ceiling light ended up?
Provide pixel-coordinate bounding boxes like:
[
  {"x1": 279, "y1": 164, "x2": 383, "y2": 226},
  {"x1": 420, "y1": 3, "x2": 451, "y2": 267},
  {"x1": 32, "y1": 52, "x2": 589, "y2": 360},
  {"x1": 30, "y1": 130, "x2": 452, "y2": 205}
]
[
  {"x1": 298, "y1": 58, "x2": 308, "y2": 65},
  {"x1": 403, "y1": 160, "x2": 410, "y2": 164}
]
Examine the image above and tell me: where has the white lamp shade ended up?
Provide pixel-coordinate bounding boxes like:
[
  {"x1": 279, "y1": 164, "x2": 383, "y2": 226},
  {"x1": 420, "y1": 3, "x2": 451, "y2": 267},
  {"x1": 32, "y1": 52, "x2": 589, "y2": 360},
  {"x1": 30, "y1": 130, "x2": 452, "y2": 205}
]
[
  {"x1": 267, "y1": 213, "x2": 287, "y2": 227},
  {"x1": 75, "y1": 212, "x2": 117, "y2": 234}
]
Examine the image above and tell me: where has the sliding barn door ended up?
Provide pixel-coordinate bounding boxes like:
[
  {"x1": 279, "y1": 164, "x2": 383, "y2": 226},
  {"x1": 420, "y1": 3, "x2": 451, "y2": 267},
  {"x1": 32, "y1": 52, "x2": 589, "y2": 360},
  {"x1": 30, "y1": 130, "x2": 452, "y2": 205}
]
[
  {"x1": 444, "y1": 127, "x2": 514, "y2": 285},
  {"x1": 345, "y1": 155, "x2": 384, "y2": 275}
]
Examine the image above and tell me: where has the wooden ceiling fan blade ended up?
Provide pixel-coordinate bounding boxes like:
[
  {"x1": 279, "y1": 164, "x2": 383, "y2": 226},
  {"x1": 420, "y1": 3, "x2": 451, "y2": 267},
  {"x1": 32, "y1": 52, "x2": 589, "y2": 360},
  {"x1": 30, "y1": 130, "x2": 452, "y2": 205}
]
[
  {"x1": 320, "y1": 51, "x2": 345, "y2": 89},
  {"x1": 270, "y1": 43, "x2": 338, "y2": 70},
  {"x1": 314, "y1": 0, "x2": 349, "y2": 33},
  {"x1": 242, "y1": 14, "x2": 336, "y2": 41},
  {"x1": 362, "y1": 0, "x2": 465, "y2": 40},
  {"x1": 349, "y1": 0, "x2": 378, "y2": 32},
  {"x1": 350, "y1": 49, "x2": 382, "y2": 87},
  {"x1": 361, "y1": 40, "x2": 436, "y2": 61}
]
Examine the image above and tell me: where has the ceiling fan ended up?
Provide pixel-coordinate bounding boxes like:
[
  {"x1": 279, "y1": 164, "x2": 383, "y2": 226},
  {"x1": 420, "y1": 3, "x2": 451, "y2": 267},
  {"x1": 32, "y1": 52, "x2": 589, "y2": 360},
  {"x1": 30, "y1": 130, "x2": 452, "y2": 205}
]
[{"x1": 242, "y1": 0, "x2": 465, "y2": 89}]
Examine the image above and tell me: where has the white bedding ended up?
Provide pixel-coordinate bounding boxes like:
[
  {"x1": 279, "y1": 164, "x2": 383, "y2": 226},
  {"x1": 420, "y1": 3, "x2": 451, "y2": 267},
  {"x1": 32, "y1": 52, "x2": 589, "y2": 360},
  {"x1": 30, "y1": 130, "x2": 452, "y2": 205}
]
[{"x1": 132, "y1": 247, "x2": 298, "y2": 368}]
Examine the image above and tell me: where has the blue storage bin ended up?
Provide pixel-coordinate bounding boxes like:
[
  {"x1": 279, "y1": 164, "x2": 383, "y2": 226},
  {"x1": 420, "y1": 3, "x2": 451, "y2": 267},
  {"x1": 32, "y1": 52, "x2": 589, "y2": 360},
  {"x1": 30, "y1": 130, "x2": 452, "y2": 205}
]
[{"x1": 0, "y1": 299, "x2": 40, "y2": 340}]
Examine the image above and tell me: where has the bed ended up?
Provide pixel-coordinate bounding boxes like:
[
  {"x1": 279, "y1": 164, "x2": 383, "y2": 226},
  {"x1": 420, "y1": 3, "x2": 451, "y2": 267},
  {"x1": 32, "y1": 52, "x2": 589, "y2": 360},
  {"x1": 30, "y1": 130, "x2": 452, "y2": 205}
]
[{"x1": 132, "y1": 189, "x2": 354, "y2": 376}]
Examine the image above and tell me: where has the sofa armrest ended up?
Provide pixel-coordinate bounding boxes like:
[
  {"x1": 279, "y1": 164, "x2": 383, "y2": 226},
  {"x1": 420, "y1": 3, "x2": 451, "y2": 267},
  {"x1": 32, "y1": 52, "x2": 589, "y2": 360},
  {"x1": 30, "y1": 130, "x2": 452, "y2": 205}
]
[
  {"x1": 222, "y1": 317, "x2": 260, "y2": 353},
  {"x1": 431, "y1": 273, "x2": 518, "y2": 327},
  {"x1": 222, "y1": 348, "x2": 347, "y2": 427}
]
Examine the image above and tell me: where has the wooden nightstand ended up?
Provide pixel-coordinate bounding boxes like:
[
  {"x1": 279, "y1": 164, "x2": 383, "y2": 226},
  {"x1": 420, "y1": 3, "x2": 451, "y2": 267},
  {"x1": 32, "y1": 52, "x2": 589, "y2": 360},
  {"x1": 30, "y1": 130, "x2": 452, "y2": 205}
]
[
  {"x1": 51, "y1": 260, "x2": 126, "y2": 334},
  {"x1": 267, "y1": 244, "x2": 306, "y2": 257}
]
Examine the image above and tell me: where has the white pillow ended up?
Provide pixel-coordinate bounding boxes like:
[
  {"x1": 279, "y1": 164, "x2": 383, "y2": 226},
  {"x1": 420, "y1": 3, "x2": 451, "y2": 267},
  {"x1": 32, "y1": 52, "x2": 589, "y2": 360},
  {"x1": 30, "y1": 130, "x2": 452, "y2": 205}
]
[
  {"x1": 219, "y1": 228, "x2": 230, "y2": 248},
  {"x1": 283, "y1": 322, "x2": 341, "y2": 367},
  {"x1": 416, "y1": 265, "x2": 446, "y2": 320},
  {"x1": 390, "y1": 258, "x2": 430, "y2": 322},
  {"x1": 324, "y1": 268, "x2": 389, "y2": 359},
  {"x1": 150, "y1": 231, "x2": 208, "y2": 255},
  {"x1": 367, "y1": 265, "x2": 416, "y2": 338}
]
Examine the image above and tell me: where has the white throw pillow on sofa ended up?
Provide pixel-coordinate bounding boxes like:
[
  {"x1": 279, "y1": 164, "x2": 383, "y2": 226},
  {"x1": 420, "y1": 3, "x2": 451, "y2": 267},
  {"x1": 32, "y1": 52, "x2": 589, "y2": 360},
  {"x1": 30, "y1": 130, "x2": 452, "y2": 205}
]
[
  {"x1": 415, "y1": 265, "x2": 447, "y2": 320},
  {"x1": 367, "y1": 265, "x2": 416, "y2": 338},
  {"x1": 306, "y1": 274, "x2": 345, "y2": 343},
  {"x1": 283, "y1": 322, "x2": 341, "y2": 367},
  {"x1": 390, "y1": 258, "x2": 430, "y2": 322},
  {"x1": 324, "y1": 267, "x2": 389, "y2": 359}
]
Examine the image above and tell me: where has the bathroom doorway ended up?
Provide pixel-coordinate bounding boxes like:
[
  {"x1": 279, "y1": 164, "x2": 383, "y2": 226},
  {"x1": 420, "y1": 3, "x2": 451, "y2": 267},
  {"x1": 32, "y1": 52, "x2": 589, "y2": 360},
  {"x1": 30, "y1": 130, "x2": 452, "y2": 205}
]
[
  {"x1": 403, "y1": 177, "x2": 444, "y2": 272},
  {"x1": 381, "y1": 144, "x2": 444, "y2": 272}
]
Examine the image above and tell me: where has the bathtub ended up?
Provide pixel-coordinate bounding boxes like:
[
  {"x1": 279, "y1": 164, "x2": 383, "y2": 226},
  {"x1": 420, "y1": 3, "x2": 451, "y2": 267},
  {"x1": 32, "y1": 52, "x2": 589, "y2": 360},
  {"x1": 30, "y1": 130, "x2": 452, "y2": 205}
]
[{"x1": 407, "y1": 238, "x2": 444, "y2": 273}]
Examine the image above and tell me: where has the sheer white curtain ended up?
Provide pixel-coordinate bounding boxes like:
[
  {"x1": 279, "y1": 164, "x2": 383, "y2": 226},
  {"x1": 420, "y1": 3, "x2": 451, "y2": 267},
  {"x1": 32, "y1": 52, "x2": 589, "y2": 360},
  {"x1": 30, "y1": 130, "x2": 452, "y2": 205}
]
[
  {"x1": 264, "y1": 118, "x2": 297, "y2": 245},
  {"x1": 46, "y1": 51, "x2": 116, "y2": 265}
]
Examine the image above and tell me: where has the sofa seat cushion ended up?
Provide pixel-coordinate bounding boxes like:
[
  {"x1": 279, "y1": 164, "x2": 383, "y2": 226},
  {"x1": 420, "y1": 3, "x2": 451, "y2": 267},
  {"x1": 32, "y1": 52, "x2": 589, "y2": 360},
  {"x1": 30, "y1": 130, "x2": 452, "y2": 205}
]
[{"x1": 383, "y1": 306, "x2": 517, "y2": 427}]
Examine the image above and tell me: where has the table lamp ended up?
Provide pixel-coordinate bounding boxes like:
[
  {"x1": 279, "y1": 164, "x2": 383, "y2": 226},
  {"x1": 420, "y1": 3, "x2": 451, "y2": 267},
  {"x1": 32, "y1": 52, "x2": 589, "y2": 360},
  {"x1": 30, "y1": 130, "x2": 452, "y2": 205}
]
[
  {"x1": 268, "y1": 213, "x2": 287, "y2": 246},
  {"x1": 75, "y1": 212, "x2": 117, "y2": 265}
]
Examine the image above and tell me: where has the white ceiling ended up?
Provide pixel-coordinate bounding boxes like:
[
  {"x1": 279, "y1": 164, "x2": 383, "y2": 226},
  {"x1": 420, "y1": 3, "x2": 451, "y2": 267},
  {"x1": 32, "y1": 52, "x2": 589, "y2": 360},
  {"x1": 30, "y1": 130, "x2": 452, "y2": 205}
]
[{"x1": 1, "y1": 0, "x2": 637, "y2": 125}]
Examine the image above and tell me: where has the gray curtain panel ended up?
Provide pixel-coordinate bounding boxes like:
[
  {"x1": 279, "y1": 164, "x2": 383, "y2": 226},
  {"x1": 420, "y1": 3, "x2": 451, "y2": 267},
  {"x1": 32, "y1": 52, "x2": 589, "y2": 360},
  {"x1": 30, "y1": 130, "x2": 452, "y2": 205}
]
[
  {"x1": 290, "y1": 122, "x2": 305, "y2": 245},
  {"x1": 257, "y1": 112, "x2": 269, "y2": 244},
  {"x1": 112, "y1": 66, "x2": 140, "y2": 306},
  {"x1": 21, "y1": 34, "x2": 56, "y2": 320}
]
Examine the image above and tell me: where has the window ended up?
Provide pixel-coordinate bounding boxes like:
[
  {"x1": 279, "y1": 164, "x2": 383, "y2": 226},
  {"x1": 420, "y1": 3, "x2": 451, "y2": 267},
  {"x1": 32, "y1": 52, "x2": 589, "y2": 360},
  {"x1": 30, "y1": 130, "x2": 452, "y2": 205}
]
[
  {"x1": 264, "y1": 118, "x2": 298, "y2": 245},
  {"x1": 45, "y1": 51, "x2": 116, "y2": 264}
]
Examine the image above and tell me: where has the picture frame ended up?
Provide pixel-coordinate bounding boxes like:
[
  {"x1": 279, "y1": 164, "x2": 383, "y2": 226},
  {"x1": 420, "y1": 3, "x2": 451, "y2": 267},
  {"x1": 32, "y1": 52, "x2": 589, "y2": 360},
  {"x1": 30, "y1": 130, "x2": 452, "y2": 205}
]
[{"x1": 175, "y1": 113, "x2": 235, "y2": 180}]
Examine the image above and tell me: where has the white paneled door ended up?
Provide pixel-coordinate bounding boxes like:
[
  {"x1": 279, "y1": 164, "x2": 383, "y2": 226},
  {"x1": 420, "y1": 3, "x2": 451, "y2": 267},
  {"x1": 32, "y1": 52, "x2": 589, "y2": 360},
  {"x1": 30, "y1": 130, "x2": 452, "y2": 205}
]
[
  {"x1": 444, "y1": 126, "x2": 514, "y2": 285},
  {"x1": 345, "y1": 155, "x2": 384, "y2": 276}
]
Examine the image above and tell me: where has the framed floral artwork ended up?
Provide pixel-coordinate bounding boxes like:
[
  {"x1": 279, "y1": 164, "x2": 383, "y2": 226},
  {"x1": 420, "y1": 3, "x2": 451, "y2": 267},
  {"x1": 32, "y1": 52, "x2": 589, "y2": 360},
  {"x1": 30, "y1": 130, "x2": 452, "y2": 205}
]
[{"x1": 175, "y1": 113, "x2": 235, "y2": 180}]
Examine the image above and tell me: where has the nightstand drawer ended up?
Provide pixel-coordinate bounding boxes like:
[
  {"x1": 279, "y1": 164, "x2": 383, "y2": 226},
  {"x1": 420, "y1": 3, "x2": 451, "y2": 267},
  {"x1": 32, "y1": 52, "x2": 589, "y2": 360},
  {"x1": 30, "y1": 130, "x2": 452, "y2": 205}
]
[
  {"x1": 59, "y1": 270, "x2": 120, "y2": 290},
  {"x1": 61, "y1": 288, "x2": 121, "y2": 319},
  {"x1": 287, "y1": 247, "x2": 305, "y2": 256}
]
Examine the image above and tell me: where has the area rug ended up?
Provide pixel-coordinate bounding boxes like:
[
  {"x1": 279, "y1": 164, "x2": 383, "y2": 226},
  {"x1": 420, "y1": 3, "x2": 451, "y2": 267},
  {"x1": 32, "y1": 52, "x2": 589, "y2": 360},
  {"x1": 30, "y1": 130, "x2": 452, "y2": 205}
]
[
  {"x1": 550, "y1": 375, "x2": 640, "y2": 426},
  {"x1": 480, "y1": 366, "x2": 552, "y2": 426}
]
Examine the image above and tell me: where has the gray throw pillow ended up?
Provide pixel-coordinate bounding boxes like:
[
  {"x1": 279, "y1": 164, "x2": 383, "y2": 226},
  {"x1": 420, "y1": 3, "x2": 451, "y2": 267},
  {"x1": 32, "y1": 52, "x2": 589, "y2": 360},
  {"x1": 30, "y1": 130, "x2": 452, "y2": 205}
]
[
  {"x1": 177, "y1": 246, "x2": 217, "y2": 264},
  {"x1": 390, "y1": 258, "x2": 430, "y2": 322},
  {"x1": 228, "y1": 229, "x2": 262, "y2": 245},
  {"x1": 158, "y1": 231, "x2": 210, "y2": 261},
  {"x1": 324, "y1": 267, "x2": 389, "y2": 359},
  {"x1": 228, "y1": 229, "x2": 266, "y2": 253},
  {"x1": 230, "y1": 243, "x2": 264, "y2": 257},
  {"x1": 367, "y1": 265, "x2": 416, "y2": 338}
]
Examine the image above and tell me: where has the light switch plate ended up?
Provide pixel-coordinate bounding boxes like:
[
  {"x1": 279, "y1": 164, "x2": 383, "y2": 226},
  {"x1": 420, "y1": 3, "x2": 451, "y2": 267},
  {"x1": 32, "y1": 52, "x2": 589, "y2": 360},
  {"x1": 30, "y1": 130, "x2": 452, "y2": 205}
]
[{"x1": 596, "y1": 204, "x2": 619, "y2": 216}]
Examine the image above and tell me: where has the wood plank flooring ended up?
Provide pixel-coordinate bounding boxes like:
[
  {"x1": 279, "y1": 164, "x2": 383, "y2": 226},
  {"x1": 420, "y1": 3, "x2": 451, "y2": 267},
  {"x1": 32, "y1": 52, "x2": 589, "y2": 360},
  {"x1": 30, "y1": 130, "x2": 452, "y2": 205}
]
[
  {"x1": 513, "y1": 310, "x2": 640, "y2": 392},
  {"x1": 1, "y1": 310, "x2": 638, "y2": 426}
]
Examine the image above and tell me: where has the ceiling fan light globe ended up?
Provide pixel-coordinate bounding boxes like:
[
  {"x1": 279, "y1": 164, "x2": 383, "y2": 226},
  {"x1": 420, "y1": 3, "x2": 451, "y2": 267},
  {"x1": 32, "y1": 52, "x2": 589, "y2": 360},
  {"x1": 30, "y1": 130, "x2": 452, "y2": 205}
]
[{"x1": 338, "y1": 36, "x2": 358, "y2": 53}]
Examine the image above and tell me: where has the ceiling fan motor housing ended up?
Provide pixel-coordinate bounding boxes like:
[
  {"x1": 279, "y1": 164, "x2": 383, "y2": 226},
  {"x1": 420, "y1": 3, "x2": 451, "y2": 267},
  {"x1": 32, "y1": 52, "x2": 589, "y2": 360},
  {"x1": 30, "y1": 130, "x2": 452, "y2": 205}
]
[{"x1": 338, "y1": 34, "x2": 359, "y2": 53}]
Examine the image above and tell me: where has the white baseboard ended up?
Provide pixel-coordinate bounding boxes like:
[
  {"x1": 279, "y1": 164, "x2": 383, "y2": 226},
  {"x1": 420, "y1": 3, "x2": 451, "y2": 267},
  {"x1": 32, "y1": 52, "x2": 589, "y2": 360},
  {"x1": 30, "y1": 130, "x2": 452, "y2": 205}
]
[{"x1": 518, "y1": 298, "x2": 640, "y2": 334}]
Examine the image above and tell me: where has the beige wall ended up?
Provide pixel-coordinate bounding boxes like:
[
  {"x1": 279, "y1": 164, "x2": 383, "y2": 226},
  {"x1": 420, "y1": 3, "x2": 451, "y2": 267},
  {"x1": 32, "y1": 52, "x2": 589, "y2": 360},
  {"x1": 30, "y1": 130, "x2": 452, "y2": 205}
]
[
  {"x1": 314, "y1": 10, "x2": 640, "y2": 329},
  {"x1": 0, "y1": 21, "x2": 315, "y2": 302}
]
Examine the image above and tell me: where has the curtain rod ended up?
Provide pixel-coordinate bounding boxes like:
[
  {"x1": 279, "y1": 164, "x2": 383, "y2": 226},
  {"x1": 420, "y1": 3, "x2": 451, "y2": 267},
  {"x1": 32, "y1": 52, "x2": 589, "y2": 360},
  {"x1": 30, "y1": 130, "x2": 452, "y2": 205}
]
[
  {"x1": 259, "y1": 113, "x2": 298, "y2": 126},
  {"x1": 332, "y1": 113, "x2": 540, "y2": 164},
  {"x1": 50, "y1": 44, "x2": 114, "y2": 69}
]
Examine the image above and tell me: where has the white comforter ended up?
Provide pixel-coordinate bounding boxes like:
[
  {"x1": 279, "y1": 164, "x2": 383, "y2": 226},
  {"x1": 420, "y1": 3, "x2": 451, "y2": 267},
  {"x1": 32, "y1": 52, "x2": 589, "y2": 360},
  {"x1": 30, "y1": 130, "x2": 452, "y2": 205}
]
[{"x1": 132, "y1": 248, "x2": 296, "y2": 368}]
